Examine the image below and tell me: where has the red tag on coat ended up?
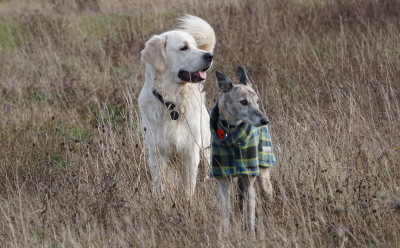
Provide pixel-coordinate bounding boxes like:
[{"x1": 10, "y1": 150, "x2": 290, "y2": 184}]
[{"x1": 217, "y1": 129, "x2": 225, "y2": 140}]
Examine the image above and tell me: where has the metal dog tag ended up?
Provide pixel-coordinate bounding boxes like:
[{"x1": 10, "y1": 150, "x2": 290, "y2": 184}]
[{"x1": 170, "y1": 111, "x2": 179, "y2": 120}]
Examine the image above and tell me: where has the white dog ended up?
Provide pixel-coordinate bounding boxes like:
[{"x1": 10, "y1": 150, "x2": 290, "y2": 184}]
[{"x1": 139, "y1": 15, "x2": 215, "y2": 198}]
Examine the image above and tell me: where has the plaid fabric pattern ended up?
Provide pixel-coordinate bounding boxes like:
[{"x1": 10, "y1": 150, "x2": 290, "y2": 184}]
[{"x1": 210, "y1": 100, "x2": 276, "y2": 178}]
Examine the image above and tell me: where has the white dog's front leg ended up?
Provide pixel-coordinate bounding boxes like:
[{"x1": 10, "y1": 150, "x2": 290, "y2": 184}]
[
  {"x1": 182, "y1": 147, "x2": 200, "y2": 198},
  {"x1": 149, "y1": 151, "x2": 168, "y2": 196},
  {"x1": 216, "y1": 177, "x2": 231, "y2": 240}
]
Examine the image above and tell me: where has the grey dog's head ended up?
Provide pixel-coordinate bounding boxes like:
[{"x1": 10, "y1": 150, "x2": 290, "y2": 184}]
[{"x1": 216, "y1": 66, "x2": 269, "y2": 127}]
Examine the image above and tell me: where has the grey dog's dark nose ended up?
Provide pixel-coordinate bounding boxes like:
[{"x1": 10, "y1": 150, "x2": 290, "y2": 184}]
[
  {"x1": 203, "y1": 53, "x2": 213, "y2": 62},
  {"x1": 260, "y1": 118, "x2": 269, "y2": 126}
]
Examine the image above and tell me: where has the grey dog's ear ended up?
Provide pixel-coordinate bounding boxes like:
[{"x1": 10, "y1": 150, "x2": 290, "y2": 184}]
[
  {"x1": 237, "y1": 66, "x2": 252, "y2": 87},
  {"x1": 141, "y1": 35, "x2": 168, "y2": 73},
  {"x1": 216, "y1": 71, "x2": 233, "y2": 93}
]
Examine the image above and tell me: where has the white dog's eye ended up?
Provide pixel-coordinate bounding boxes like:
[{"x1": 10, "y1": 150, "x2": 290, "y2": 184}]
[
  {"x1": 179, "y1": 45, "x2": 188, "y2": 51},
  {"x1": 239, "y1": 99, "x2": 248, "y2": 105}
]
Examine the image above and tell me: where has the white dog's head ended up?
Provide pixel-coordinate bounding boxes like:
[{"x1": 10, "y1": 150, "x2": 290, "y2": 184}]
[{"x1": 141, "y1": 15, "x2": 216, "y2": 84}]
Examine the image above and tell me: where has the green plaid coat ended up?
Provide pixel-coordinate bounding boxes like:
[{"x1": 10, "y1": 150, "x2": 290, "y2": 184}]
[{"x1": 210, "y1": 100, "x2": 276, "y2": 178}]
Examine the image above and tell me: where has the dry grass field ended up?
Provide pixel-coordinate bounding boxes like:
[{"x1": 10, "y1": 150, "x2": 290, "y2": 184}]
[{"x1": 1, "y1": 0, "x2": 400, "y2": 247}]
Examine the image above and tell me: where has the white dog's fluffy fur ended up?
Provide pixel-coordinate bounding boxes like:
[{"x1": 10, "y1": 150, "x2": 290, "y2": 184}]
[{"x1": 139, "y1": 15, "x2": 215, "y2": 197}]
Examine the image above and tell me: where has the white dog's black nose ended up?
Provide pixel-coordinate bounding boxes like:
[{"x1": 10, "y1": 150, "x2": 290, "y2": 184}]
[{"x1": 203, "y1": 53, "x2": 213, "y2": 62}]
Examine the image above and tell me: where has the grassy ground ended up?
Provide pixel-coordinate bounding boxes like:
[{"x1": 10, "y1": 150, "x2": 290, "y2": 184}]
[{"x1": 1, "y1": 0, "x2": 400, "y2": 247}]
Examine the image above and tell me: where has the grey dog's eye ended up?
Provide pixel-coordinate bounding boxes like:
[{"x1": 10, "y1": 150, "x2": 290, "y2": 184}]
[
  {"x1": 240, "y1": 99, "x2": 248, "y2": 105},
  {"x1": 179, "y1": 45, "x2": 188, "y2": 51}
]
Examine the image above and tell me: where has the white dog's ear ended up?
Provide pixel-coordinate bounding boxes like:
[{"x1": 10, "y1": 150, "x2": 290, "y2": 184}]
[
  {"x1": 216, "y1": 71, "x2": 233, "y2": 93},
  {"x1": 141, "y1": 35, "x2": 167, "y2": 73}
]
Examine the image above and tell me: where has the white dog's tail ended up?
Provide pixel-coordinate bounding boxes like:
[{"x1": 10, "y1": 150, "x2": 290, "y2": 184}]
[{"x1": 177, "y1": 14, "x2": 216, "y2": 53}]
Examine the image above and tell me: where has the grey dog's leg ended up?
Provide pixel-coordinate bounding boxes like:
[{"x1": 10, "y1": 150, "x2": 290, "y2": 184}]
[
  {"x1": 217, "y1": 177, "x2": 231, "y2": 239},
  {"x1": 241, "y1": 176, "x2": 257, "y2": 241},
  {"x1": 258, "y1": 167, "x2": 273, "y2": 209},
  {"x1": 237, "y1": 177, "x2": 245, "y2": 213}
]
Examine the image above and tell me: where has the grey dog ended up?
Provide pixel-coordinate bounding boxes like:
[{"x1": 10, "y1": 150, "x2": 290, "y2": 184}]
[{"x1": 209, "y1": 66, "x2": 275, "y2": 241}]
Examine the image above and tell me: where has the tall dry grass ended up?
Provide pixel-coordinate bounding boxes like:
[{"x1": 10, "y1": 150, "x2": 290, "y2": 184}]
[{"x1": 0, "y1": 0, "x2": 400, "y2": 246}]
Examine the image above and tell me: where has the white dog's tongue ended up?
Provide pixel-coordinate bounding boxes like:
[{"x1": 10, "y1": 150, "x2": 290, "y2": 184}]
[{"x1": 199, "y1": 71, "x2": 207, "y2": 79}]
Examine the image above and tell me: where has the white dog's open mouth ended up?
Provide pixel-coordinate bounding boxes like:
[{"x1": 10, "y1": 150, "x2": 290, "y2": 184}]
[{"x1": 178, "y1": 66, "x2": 210, "y2": 82}]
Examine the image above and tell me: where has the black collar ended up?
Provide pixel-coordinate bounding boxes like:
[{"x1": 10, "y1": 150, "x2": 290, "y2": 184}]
[
  {"x1": 152, "y1": 90, "x2": 180, "y2": 120},
  {"x1": 152, "y1": 90, "x2": 176, "y2": 109},
  {"x1": 218, "y1": 115, "x2": 238, "y2": 131}
]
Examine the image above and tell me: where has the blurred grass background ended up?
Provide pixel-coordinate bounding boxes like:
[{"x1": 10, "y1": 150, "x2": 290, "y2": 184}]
[{"x1": 0, "y1": 0, "x2": 400, "y2": 247}]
